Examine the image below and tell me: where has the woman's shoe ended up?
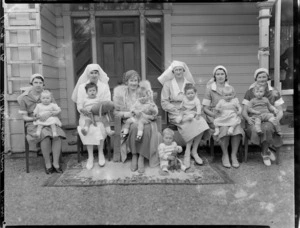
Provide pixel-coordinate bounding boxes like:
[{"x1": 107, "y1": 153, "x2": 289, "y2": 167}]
[
  {"x1": 183, "y1": 155, "x2": 191, "y2": 169},
  {"x1": 131, "y1": 155, "x2": 138, "y2": 172},
  {"x1": 191, "y1": 151, "x2": 203, "y2": 165},
  {"x1": 222, "y1": 155, "x2": 231, "y2": 168},
  {"x1": 262, "y1": 154, "x2": 271, "y2": 166},
  {"x1": 53, "y1": 166, "x2": 63, "y2": 173},
  {"x1": 231, "y1": 154, "x2": 240, "y2": 168},
  {"x1": 45, "y1": 166, "x2": 54, "y2": 174}
]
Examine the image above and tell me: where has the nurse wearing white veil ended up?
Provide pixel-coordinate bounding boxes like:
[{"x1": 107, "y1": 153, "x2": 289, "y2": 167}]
[
  {"x1": 71, "y1": 63, "x2": 111, "y2": 170},
  {"x1": 159, "y1": 60, "x2": 210, "y2": 169}
]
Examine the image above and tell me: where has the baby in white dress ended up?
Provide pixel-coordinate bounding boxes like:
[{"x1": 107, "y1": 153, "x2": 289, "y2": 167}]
[
  {"x1": 33, "y1": 90, "x2": 62, "y2": 138},
  {"x1": 213, "y1": 85, "x2": 242, "y2": 136}
]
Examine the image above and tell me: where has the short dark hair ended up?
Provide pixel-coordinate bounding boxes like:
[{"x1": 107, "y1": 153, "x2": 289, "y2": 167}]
[
  {"x1": 85, "y1": 82, "x2": 98, "y2": 92},
  {"x1": 213, "y1": 68, "x2": 228, "y2": 82},
  {"x1": 184, "y1": 83, "x2": 197, "y2": 93}
]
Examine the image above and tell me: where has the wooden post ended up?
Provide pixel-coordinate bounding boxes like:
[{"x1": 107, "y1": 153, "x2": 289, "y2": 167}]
[
  {"x1": 274, "y1": 0, "x2": 281, "y2": 92},
  {"x1": 163, "y1": 4, "x2": 172, "y2": 69},
  {"x1": 89, "y1": 4, "x2": 97, "y2": 63},
  {"x1": 139, "y1": 9, "x2": 146, "y2": 80},
  {"x1": 62, "y1": 5, "x2": 76, "y2": 125},
  {"x1": 256, "y1": 1, "x2": 274, "y2": 69}
]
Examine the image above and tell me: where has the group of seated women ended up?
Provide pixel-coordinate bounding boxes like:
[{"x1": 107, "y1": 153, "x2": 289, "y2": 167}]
[{"x1": 17, "y1": 61, "x2": 284, "y2": 174}]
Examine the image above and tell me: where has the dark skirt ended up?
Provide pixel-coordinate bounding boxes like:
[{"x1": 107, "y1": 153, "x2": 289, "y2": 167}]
[
  {"x1": 127, "y1": 122, "x2": 152, "y2": 159},
  {"x1": 25, "y1": 121, "x2": 66, "y2": 144},
  {"x1": 245, "y1": 121, "x2": 283, "y2": 147}
]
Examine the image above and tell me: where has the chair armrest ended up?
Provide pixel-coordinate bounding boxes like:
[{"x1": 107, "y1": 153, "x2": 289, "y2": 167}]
[
  {"x1": 112, "y1": 115, "x2": 122, "y2": 162},
  {"x1": 157, "y1": 116, "x2": 162, "y2": 133}
]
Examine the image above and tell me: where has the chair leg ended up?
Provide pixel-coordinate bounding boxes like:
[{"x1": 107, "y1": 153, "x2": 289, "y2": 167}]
[
  {"x1": 244, "y1": 137, "x2": 248, "y2": 163},
  {"x1": 210, "y1": 137, "x2": 214, "y2": 162},
  {"x1": 59, "y1": 142, "x2": 63, "y2": 165},
  {"x1": 77, "y1": 133, "x2": 82, "y2": 163},
  {"x1": 106, "y1": 136, "x2": 112, "y2": 161},
  {"x1": 276, "y1": 147, "x2": 280, "y2": 165},
  {"x1": 25, "y1": 137, "x2": 30, "y2": 173},
  {"x1": 113, "y1": 116, "x2": 122, "y2": 162},
  {"x1": 238, "y1": 138, "x2": 243, "y2": 163}
]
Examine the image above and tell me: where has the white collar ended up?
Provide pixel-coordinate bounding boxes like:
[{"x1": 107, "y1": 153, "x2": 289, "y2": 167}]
[
  {"x1": 210, "y1": 81, "x2": 230, "y2": 92},
  {"x1": 249, "y1": 81, "x2": 273, "y2": 90},
  {"x1": 172, "y1": 78, "x2": 189, "y2": 95}
]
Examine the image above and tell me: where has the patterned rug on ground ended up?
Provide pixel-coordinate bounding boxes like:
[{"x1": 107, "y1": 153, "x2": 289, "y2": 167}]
[{"x1": 44, "y1": 154, "x2": 233, "y2": 186}]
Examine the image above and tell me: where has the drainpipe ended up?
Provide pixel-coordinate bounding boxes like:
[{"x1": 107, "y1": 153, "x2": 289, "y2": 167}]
[
  {"x1": 4, "y1": 45, "x2": 11, "y2": 153},
  {"x1": 274, "y1": 0, "x2": 281, "y2": 92}
]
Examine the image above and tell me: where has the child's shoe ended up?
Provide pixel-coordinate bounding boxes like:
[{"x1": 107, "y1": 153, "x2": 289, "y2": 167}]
[
  {"x1": 33, "y1": 132, "x2": 40, "y2": 138},
  {"x1": 121, "y1": 129, "x2": 129, "y2": 138},
  {"x1": 183, "y1": 155, "x2": 191, "y2": 169},
  {"x1": 227, "y1": 127, "x2": 234, "y2": 135},
  {"x1": 213, "y1": 128, "x2": 220, "y2": 136},
  {"x1": 81, "y1": 127, "x2": 88, "y2": 136},
  {"x1": 266, "y1": 149, "x2": 276, "y2": 162},
  {"x1": 159, "y1": 167, "x2": 169, "y2": 176},
  {"x1": 106, "y1": 127, "x2": 115, "y2": 136},
  {"x1": 174, "y1": 116, "x2": 182, "y2": 124},
  {"x1": 180, "y1": 164, "x2": 187, "y2": 172},
  {"x1": 256, "y1": 130, "x2": 263, "y2": 136},
  {"x1": 262, "y1": 155, "x2": 271, "y2": 166}
]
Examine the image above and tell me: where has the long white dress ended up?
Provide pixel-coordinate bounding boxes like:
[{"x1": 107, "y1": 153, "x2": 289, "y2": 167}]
[
  {"x1": 76, "y1": 79, "x2": 111, "y2": 145},
  {"x1": 161, "y1": 78, "x2": 210, "y2": 143}
]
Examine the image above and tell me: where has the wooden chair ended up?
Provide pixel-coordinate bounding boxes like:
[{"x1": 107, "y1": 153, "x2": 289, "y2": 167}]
[
  {"x1": 76, "y1": 117, "x2": 117, "y2": 163},
  {"x1": 24, "y1": 121, "x2": 40, "y2": 173}
]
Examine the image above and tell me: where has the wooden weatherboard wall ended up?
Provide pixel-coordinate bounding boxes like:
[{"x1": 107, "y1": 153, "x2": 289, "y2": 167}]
[
  {"x1": 40, "y1": 4, "x2": 68, "y2": 126},
  {"x1": 171, "y1": 2, "x2": 259, "y2": 103}
]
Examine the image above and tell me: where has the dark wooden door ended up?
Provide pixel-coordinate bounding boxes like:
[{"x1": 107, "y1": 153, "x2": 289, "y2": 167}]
[{"x1": 96, "y1": 17, "x2": 141, "y2": 89}]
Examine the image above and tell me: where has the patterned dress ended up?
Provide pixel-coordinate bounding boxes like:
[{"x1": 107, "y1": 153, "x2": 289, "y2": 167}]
[
  {"x1": 18, "y1": 88, "x2": 66, "y2": 143},
  {"x1": 113, "y1": 85, "x2": 161, "y2": 167}
]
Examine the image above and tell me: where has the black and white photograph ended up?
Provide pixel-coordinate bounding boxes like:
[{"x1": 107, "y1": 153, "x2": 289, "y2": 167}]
[{"x1": 1, "y1": 0, "x2": 298, "y2": 227}]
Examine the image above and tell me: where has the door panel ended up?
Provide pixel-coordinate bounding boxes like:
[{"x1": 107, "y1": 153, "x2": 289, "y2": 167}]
[{"x1": 96, "y1": 17, "x2": 140, "y2": 89}]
